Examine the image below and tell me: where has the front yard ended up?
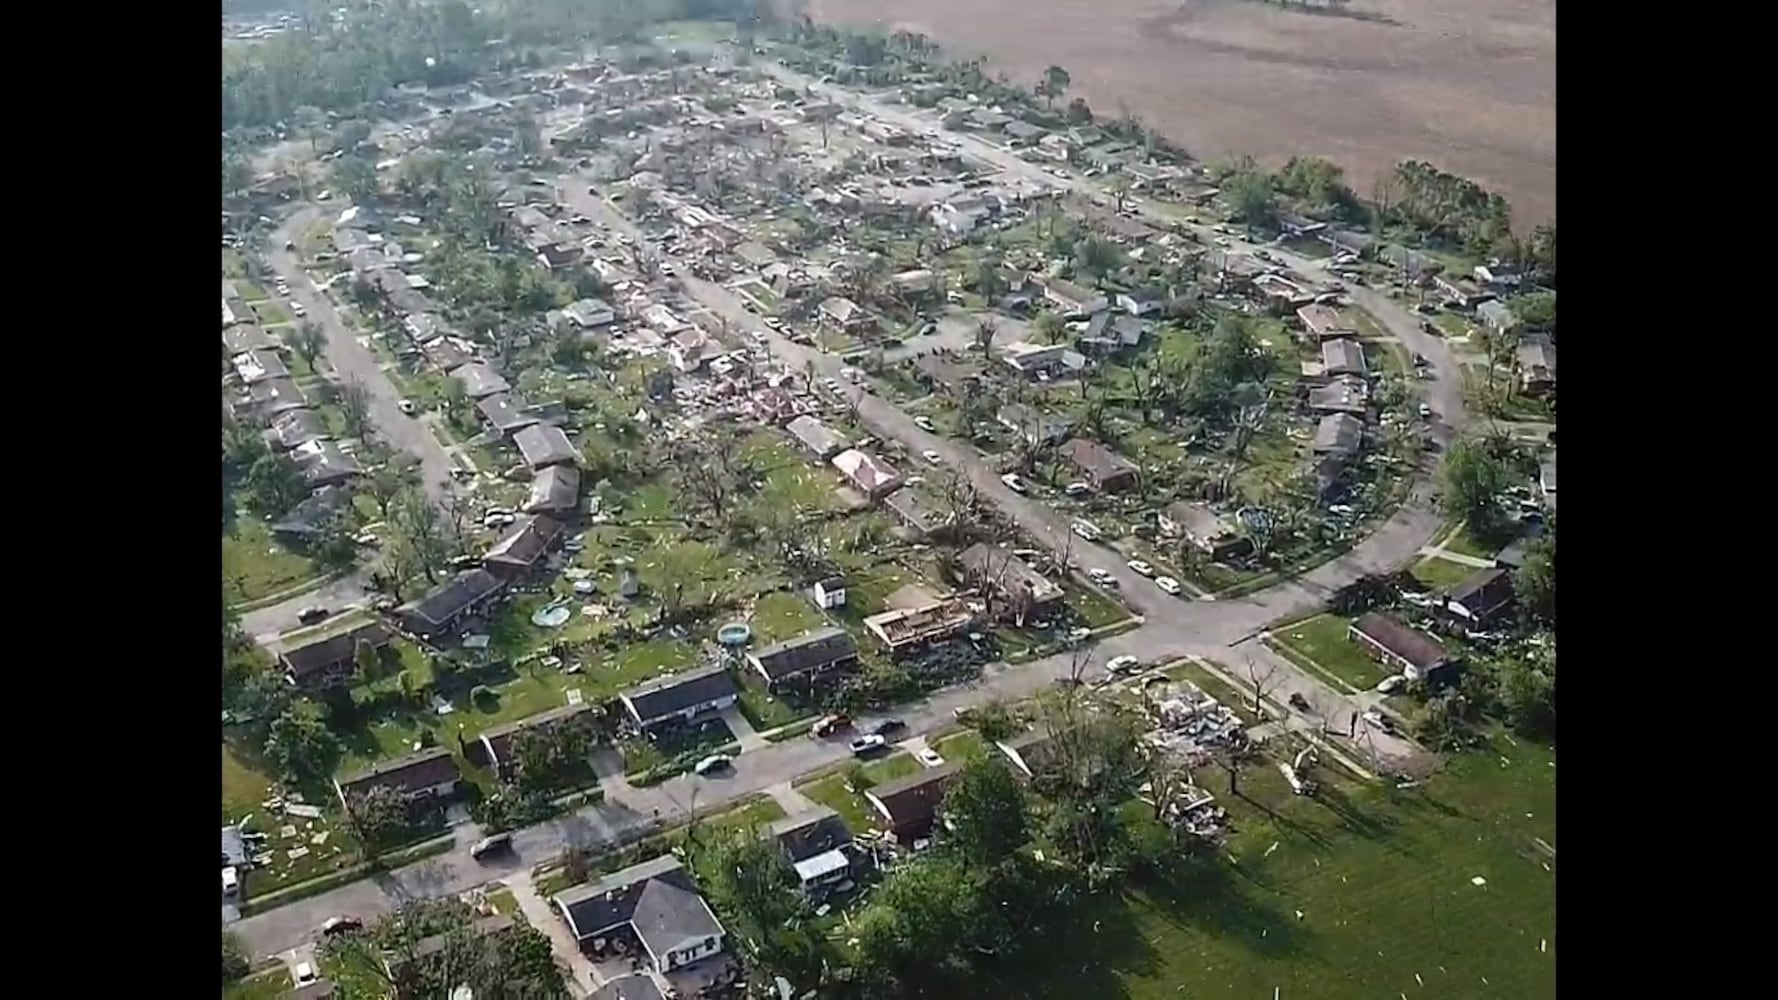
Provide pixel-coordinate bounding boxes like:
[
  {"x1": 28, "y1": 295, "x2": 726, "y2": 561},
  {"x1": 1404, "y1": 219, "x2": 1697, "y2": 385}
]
[
  {"x1": 223, "y1": 517, "x2": 319, "y2": 606},
  {"x1": 1268, "y1": 613, "x2": 1393, "y2": 692}
]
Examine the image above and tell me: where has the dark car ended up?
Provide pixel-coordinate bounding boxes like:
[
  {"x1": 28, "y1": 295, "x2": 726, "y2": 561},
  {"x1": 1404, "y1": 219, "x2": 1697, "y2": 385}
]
[
  {"x1": 470, "y1": 834, "x2": 512, "y2": 860},
  {"x1": 296, "y1": 606, "x2": 330, "y2": 626},
  {"x1": 871, "y1": 718, "x2": 906, "y2": 736},
  {"x1": 320, "y1": 916, "x2": 363, "y2": 938}
]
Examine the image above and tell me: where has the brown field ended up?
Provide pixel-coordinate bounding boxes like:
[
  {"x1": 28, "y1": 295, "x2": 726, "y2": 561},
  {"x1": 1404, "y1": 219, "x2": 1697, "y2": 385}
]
[{"x1": 808, "y1": 0, "x2": 1556, "y2": 222}]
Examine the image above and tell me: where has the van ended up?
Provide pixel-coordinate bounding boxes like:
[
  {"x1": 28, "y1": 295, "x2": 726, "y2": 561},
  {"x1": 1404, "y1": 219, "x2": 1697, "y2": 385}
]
[{"x1": 221, "y1": 866, "x2": 240, "y2": 895}]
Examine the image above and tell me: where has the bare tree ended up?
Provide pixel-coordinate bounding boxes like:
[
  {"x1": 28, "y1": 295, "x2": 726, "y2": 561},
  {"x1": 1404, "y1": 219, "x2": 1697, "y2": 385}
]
[
  {"x1": 973, "y1": 317, "x2": 998, "y2": 356},
  {"x1": 338, "y1": 376, "x2": 373, "y2": 439},
  {"x1": 1244, "y1": 655, "x2": 1280, "y2": 718}
]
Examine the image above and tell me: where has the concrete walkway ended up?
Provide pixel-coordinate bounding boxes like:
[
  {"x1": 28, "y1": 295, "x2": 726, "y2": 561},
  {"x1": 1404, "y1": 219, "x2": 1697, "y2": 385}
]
[
  {"x1": 718, "y1": 704, "x2": 768, "y2": 752},
  {"x1": 509, "y1": 877, "x2": 596, "y2": 997},
  {"x1": 1415, "y1": 547, "x2": 1495, "y2": 569},
  {"x1": 763, "y1": 781, "x2": 816, "y2": 816}
]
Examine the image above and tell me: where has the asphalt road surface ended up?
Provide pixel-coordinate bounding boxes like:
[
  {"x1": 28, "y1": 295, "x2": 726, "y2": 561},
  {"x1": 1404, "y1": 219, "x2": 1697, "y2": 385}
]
[{"x1": 232, "y1": 94, "x2": 1472, "y2": 957}]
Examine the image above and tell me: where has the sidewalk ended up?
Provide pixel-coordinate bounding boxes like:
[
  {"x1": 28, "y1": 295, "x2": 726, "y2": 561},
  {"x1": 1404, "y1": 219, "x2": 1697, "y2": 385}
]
[{"x1": 508, "y1": 877, "x2": 596, "y2": 997}]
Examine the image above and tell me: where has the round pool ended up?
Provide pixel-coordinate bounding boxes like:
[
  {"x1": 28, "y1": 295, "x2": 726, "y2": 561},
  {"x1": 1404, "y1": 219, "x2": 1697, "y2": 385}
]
[
  {"x1": 531, "y1": 603, "x2": 573, "y2": 628},
  {"x1": 717, "y1": 622, "x2": 753, "y2": 646}
]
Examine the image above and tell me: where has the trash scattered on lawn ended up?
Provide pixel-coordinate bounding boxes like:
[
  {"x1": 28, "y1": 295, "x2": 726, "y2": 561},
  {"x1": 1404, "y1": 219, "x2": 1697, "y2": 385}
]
[
  {"x1": 1540, "y1": 938, "x2": 1547, "y2": 953},
  {"x1": 1471, "y1": 876, "x2": 1487, "y2": 886},
  {"x1": 1264, "y1": 841, "x2": 1280, "y2": 858}
]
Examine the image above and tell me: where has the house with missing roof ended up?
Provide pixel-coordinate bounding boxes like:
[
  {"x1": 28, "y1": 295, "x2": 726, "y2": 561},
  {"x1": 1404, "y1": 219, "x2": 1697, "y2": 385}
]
[
  {"x1": 745, "y1": 627, "x2": 859, "y2": 690},
  {"x1": 864, "y1": 762, "x2": 960, "y2": 843},
  {"x1": 525, "y1": 464, "x2": 582, "y2": 515},
  {"x1": 553, "y1": 855, "x2": 726, "y2": 974},
  {"x1": 831, "y1": 449, "x2": 903, "y2": 502},
  {"x1": 334, "y1": 746, "x2": 461, "y2": 811},
  {"x1": 1060, "y1": 437, "x2": 1139, "y2": 492},
  {"x1": 1348, "y1": 613, "x2": 1460, "y2": 686},
  {"x1": 769, "y1": 807, "x2": 859, "y2": 896},
  {"x1": 483, "y1": 514, "x2": 564, "y2": 580},
  {"x1": 996, "y1": 729, "x2": 1063, "y2": 783},
  {"x1": 618, "y1": 664, "x2": 739, "y2": 733},
  {"x1": 279, "y1": 622, "x2": 392, "y2": 690},
  {"x1": 1158, "y1": 502, "x2": 1253, "y2": 564},
  {"x1": 1439, "y1": 567, "x2": 1516, "y2": 627},
  {"x1": 958, "y1": 543, "x2": 1064, "y2": 627}
]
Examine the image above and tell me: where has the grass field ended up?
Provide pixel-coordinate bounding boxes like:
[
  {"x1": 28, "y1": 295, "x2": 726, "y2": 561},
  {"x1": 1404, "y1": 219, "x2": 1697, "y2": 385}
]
[
  {"x1": 991, "y1": 734, "x2": 1556, "y2": 999},
  {"x1": 225, "y1": 969, "x2": 292, "y2": 1000},
  {"x1": 798, "y1": 773, "x2": 880, "y2": 834},
  {"x1": 932, "y1": 728, "x2": 990, "y2": 763},
  {"x1": 1412, "y1": 555, "x2": 1477, "y2": 591},
  {"x1": 223, "y1": 517, "x2": 318, "y2": 605},
  {"x1": 1438, "y1": 522, "x2": 1500, "y2": 561},
  {"x1": 1271, "y1": 614, "x2": 1392, "y2": 692},
  {"x1": 222, "y1": 743, "x2": 362, "y2": 895}
]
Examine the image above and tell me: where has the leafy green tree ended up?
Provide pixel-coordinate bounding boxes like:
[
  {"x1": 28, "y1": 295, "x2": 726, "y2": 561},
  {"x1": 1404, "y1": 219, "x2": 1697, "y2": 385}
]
[
  {"x1": 1439, "y1": 440, "x2": 1513, "y2": 541},
  {"x1": 331, "y1": 153, "x2": 380, "y2": 205},
  {"x1": 941, "y1": 759, "x2": 1029, "y2": 868},
  {"x1": 700, "y1": 829, "x2": 827, "y2": 986},
  {"x1": 1065, "y1": 96, "x2": 1094, "y2": 125},
  {"x1": 346, "y1": 782, "x2": 415, "y2": 853},
  {"x1": 1512, "y1": 290, "x2": 1557, "y2": 331},
  {"x1": 288, "y1": 322, "x2": 326, "y2": 369},
  {"x1": 1072, "y1": 236, "x2": 1124, "y2": 283},
  {"x1": 1514, "y1": 514, "x2": 1555, "y2": 622},
  {"x1": 264, "y1": 699, "x2": 341, "y2": 784},
  {"x1": 244, "y1": 452, "x2": 309, "y2": 517},
  {"x1": 1038, "y1": 65, "x2": 1071, "y2": 109},
  {"x1": 1223, "y1": 167, "x2": 1278, "y2": 227},
  {"x1": 851, "y1": 857, "x2": 982, "y2": 993}
]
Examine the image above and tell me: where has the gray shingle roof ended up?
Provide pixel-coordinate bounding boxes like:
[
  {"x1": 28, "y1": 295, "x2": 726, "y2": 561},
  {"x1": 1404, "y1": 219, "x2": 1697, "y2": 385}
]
[
  {"x1": 554, "y1": 855, "x2": 725, "y2": 959},
  {"x1": 747, "y1": 626, "x2": 858, "y2": 683},
  {"x1": 514, "y1": 424, "x2": 577, "y2": 470},
  {"x1": 619, "y1": 664, "x2": 739, "y2": 725}
]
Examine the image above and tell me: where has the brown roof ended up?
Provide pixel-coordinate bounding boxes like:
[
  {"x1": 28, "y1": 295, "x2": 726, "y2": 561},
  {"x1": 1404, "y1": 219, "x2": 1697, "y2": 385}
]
[
  {"x1": 1061, "y1": 438, "x2": 1137, "y2": 481},
  {"x1": 865, "y1": 761, "x2": 960, "y2": 833},
  {"x1": 1350, "y1": 613, "x2": 1449, "y2": 670},
  {"x1": 478, "y1": 702, "x2": 593, "y2": 773},
  {"x1": 279, "y1": 623, "x2": 391, "y2": 681}
]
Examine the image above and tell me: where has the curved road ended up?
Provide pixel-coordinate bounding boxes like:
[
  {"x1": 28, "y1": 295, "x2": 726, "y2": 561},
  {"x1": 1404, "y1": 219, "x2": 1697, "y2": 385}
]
[{"x1": 232, "y1": 80, "x2": 1476, "y2": 959}]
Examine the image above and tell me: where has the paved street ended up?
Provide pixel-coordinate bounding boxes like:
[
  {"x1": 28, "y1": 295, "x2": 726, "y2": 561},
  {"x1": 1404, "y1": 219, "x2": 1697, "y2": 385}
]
[{"x1": 233, "y1": 87, "x2": 1473, "y2": 959}]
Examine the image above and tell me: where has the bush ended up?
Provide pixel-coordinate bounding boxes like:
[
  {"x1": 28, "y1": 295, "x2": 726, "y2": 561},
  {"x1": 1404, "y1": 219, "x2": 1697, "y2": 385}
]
[
  {"x1": 222, "y1": 931, "x2": 250, "y2": 984},
  {"x1": 469, "y1": 684, "x2": 498, "y2": 709}
]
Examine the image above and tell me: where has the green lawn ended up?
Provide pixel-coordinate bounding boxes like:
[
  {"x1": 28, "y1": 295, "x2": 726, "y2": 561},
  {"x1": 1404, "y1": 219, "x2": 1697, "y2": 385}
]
[
  {"x1": 223, "y1": 517, "x2": 318, "y2": 605},
  {"x1": 1064, "y1": 581, "x2": 1132, "y2": 629},
  {"x1": 702, "y1": 794, "x2": 788, "y2": 836},
  {"x1": 252, "y1": 300, "x2": 292, "y2": 326},
  {"x1": 749, "y1": 590, "x2": 827, "y2": 644},
  {"x1": 862, "y1": 751, "x2": 921, "y2": 785},
  {"x1": 996, "y1": 735, "x2": 1556, "y2": 1000},
  {"x1": 235, "y1": 280, "x2": 269, "y2": 303},
  {"x1": 1412, "y1": 555, "x2": 1478, "y2": 591},
  {"x1": 225, "y1": 969, "x2": 292, "y2": 1000},
  {"x1": 797, "y1": 773, "x2": 881, "y2": 834},
  {"x1": 483, "y1": 888, "x2": 521, "y2": 920},
  {"x1": 932, "y1": 729, "x2": 990, "y2": 763},
  {"x1": 1438, "y1": 522, "x2": 1499, "y2": 560},
  {"x1": 222, "y1": 744, "x2": 362, "y2": 895},
  {"x1": 736, "y1": 671, "x2": 817, "y2": 732},
  {"x1": 1271, "y1": 614, "x2": 1392, "y2": 692}
]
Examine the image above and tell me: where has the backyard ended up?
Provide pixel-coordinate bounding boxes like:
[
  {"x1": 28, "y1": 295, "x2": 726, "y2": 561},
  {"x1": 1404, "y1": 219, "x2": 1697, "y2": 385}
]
[
  {"x1": 223, "y1": 517, "x2": 319, "y2": 605},
  {"x1": 989, "y1": 735, "x2": 1556, "y2": 999},
  {"x1": 1269, "y1": 614, "x2": 1393, "y2": 693}
]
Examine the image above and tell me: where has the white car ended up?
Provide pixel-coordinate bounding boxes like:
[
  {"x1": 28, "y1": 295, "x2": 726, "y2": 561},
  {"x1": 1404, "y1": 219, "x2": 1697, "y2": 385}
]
[
  {"x1": 1001, "y1": 472, "x2": 1028, "y2": 493},
  {"x1": 1106, "y1": 655, "x2": 1142, "y2": 675},
  {"x1": 1154, "y1": 576, "x2": 1183, "y2": 596},
  {"x1": 1070, "y1": 520, "x2": 1101, "y2": 541},
  {"x1": 694, "y1": 754, "x2": 733, "y2": 776},
  {"x1": 922, "y1": 449, "x2": 943, "y2": 465},
  {"x1": 221, "y1": 866, "x2": 240, "y2": 895},
  {"x1": 915, "y1": 748, "x2": 946, "y2": 767},
  {"x1": 290, "y1": 300, "x2": 307, "y2": 316},
  {"x1": 398, "y1": 399, "x2": 418, "y2": 416},
  {"x1": 1127, "y1": 559, "x2": 1154, "y2": 577},
  {"x1": 294, "y1": 962, "x2": 318, "y2": 985},
  {"x1": 913, "y1": 416, "x2": 936, "y2": 432},
  {"x1": 1064, "y1": 482, "x2": 1091, "y2": 497},
  {"x1": 1086, "y1": 567, "x2": 1118, "y2": 587},
  {"x1": 850, "y1": 734, "x2": 887, "y2": 756},
  {"x1": 1376, "y1": 675, "x2": 1406, "y2": 694}
]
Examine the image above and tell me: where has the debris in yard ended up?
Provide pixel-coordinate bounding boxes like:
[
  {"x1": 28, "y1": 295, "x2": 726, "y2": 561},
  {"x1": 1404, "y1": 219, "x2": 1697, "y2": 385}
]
[
  {"x1": 1294, "y1": 910, "x2": 1304, "y2": 920},
  {"x1": 287, "y1": 847, "x2": 310, "y2": 861},
  {"x1": 1264, "y1": 841, "x2": 1280, "y2": 858},
  {"x1": 310, "y1": 832, "x2": 330, "y2": 846},
  {"x1": 287, "y1": 804, "x2": 321, "y2": 819},
  {"x1": 1471, "y1": 876, "x2": 1487, "y2": 886},
  {"x1": 1415, "y1": 973, "x2": 1423, "y2": 986},
  {"x1": 1540, "y1": 939, "x2": 1547, "y2": 953},
  {"x1": 280, "y1": 825, "x2": 299, "y2": 839}
]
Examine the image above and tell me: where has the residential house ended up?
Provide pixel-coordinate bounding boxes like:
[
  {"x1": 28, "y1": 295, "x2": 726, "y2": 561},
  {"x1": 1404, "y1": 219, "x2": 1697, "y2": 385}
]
[
  {"x1": 1123, "y1": 160, "x2": 1182, "y2": 189},
  {"x1": 525, "y1": 464, "x2": 582, "y2": 515},
  {"x1": 733, "y1": 241, "x2": 778, "y2": 271},
  {"x1": 958, "y1": 543, "x2": 1064, "y2": 626},
  {"x1": 889, "y1": 268, "x2": 944, "y2": 302},
  {"x1": 476, "y1": 394, "x2": 540, "y2": 437},
  {"x1": 553, "y1": 856, "x2": 726, "y2": 974},
  {"x1": 1307, "y1": 377, "x2": 1370, "y2": 416},
  {"x1": 640, "y1": 304, "x2": 692, "y2": 337},
  {"x1": 483, "y1": 514, "x2": 564, "y2": 580},
  {"x1": 1441, "y1": 567, "x2": 1516, "y2": 626},
  {"x1": 291, "y1": 439, "x2": 362, "y2": 487},
  {"x1": 865, "y1": 762, "x2": 961, "y2": 843},
  {"x1": 1476, "y1": 299, "x2": 1520, "y2": 334},
  {"x1": 334, "y1": 747, "x2": 460, "y2": 810},
  {"x1": 884, "y1": 488, "x2": 954, "y2": 540},
  {"x1": 1060, "y1": 437, "x2": 1139, "y2": 492},
  {"x1": 1077, "y1": 143, "x2": 1129, "y2": 173},
  {"x1": 222, "y1": 324, "x2": 279, "y2": 355},
  {"x1": 1080, "y1": 311, "x2": 1149, "y2": 354},
  {"x1": 514, "y1": 423, "x2": 578, "y2": 471},
  {"x1": 863, "y1": 600, "x2": 975, "y2": 654},
  {"x1": 831, "y1": 449, "x2": 903, "y2": 501},
  {"x1": 474, "y1": 703, "x2": 592, "y2": 781},
  {"x1": 966, "y1": 109, "x2": 1011, "y2": 131},
  {"x1": 785, "y1": 415, "x2": 851, "y2": 460},
  {"x1": 762, "y1": 262, "x2": 815, "y2": 299},
  {"x1": 1320, "y1": 228, "x2": 1376, "y2": 258},
  {"x1": 1296, "y1": 304, "x2": 1357, "y2": 343},
  {"x1": 668, "y1": 328, "x2": 725, "y2": 372},
  {"x1": 618, "y1": 664, "x2": 740, "y2": 732},
  {"x1": 396, "y1": 568, "x2": 506, "y2": 639},
  {"x1": 1035, "y1": 276, "x2": 1109, "y2": 317},
  {"x1": 1278, "y1": 213, "x2": 1327, "y2": 239},
  {"x1": 232, "y1": 349, "x2": 289, "y2": 385},
  {"x1": 1313, "y1": 413, "x2": 1365, "y2": 457},
  {"x1": 997, "y1": 403, "x2": 1075, "y2": 447},
  {"x1": 911, "y1": 353, "x2": 982, "y2": 395},
  {"x1": 1474, "y1": 263, "x2": 1525, "y2": 291},
  {"x1": 812, "y1": 576, "x2": 846, "y2": 610},
  {"x1": 999, "y1": 340, "x2": 1070, "y2": 378},
  {"x1": 931, "y1": 195, "x2": 992, "y2": 236},
  {"x1": 1035, "y1": 132, "x2": 1075, "y2": 162},
  {"x1": 1321, "y1": 339, "x2": 1368, "y2": 378},
  {"x1": 279, "y1": 622, "x2": 392, "y2": 690},
  {"x1": 564, "y1": 297, "x2": 617, "y2": 329},
  {"x1": 1517, "y1": 336, "x2": 1557, "y2": 395},
  {"x1": 422, "y1": 336, "x2": 476, "y2": 373},
  {"x1": 746, "y1": 627, "x2": 860, "y2": 690},
  {"x1": 1433, "y1": 274, "x2": 1494, "y2": 310},
  {"x1": 1117, "y1": 289, "x2": 1163, "y2": 316},
  {"x1": 818, "y1": 296, "x2": 874, "y2": 334},
  {"x1": 769, "y1": 807, "x2": 857, "y2": 895},
  {"x1": 1002, "y1": 120, "x2": 1046, "y2": 147},
  {"x1": 1159, "y1": 502, "x2": 1253, "y2": 563},
  {"x1": 450, "y1": 362, "x2": 511, "y2": 400},
  {"x1": 271, "y1": 486, "x2": 351, "y2": 543},
  {"x1": 1381, "y1": 246, "x2": 1442, "y2": 283},
  {"x1": 799, "y1": 101, "x2": 842, "y2": 121},
  {"x1": 537, "y1": 242, "x2": 586, "y2": 271},
  {"x1": 996, "y1": 729, "x2": 1062, "y2": 782},
  {"x1": 268, "y1": 408, "x2": 329, "y2": 451},
  {"x1": 1348, "y1": 612, "x2": 1459, "y2": 686},
  {"x1": 1254, "y1": 273, "x2": 1316, "y2": 310}
]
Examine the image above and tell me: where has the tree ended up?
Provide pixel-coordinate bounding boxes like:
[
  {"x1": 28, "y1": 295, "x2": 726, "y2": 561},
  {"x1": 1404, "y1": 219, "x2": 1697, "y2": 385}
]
[
  {"x1": 1439, "y1": 440, "x2": 1513, "y2": 541},
  {"x1": 244, "y1": 452, "x2": 309, "y2": 517},
  {"x1": 264, "y1": 699, "x2": 341, "y2": 784},
  {"x1": 973, "y1": 317, "x2": 998, "y2": 355},
  {"x1": 1514, "y1": 514, "x2": 1556, "y2": 622},
  {"x1": 365, "y1": 452, "x2": 420, "y2": 522},
  {"x1": 223, "y1": 154, "x2": 253, "y2": 200},
  {"x1": 331, "y1": 153, "x2": 380, "y2": 205},
  {"x1": 222, "y1": 931, "x2": 250, "y2": 984},
  {"x1": 312, "y1": 512, "x2": 360, "y2": 572},
  {"x1": 346, "y1": 783, "x2": 415, "y2": 853},
  {"x1": 288, "y1": 322, "x2": 327, "y2": 370},
  {"x1": 700, "y1": 828, "x2": 827, "y2": 985},
  {"x1": 1224, "y1": 167, "x2": 1278, "y2": 227},
  {"x1": 1065, "y1": 96, "x2": 1094, "y2": 125},
  {"x1": 941, "y1": 759, "x2": 1030, "y2": 868},
  {"x1": 851, "y1": 858, "x2": 981, "y2": 992},
  {"x1": 1073, "y1": 236, "x2": 1124, "y2": 283},
  {"x1": 1037, "y1": 65, "x2": 1071, "y2": 110},
  {"x1": 392, "y1": 488, "x2": 453, "y2": 584},
  {"x1": 1032, "y1": 311, "x2": 1065, "y2": 345},
  {"x1": 1245, "y1": 656, "x2": 1280, "y2": 717},
  {"x1": 338, "y1": 376, "x2": 373, "y2": 438},
  {"x1": 1496, "y1": 646, "x2": 1556, "y2": 740}
]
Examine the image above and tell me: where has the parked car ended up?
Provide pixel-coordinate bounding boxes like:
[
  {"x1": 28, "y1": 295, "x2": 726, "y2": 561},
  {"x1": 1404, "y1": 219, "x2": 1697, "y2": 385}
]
[
  {"x1": 1362, "y1": 710, "x2": 1396, "y2": 734},
  {"x1": 915, "y1": 748, "x2": 945, "y2": 767},
  {"x1": 290, "y1": 300, "x2": 307, "y2": 316},
  {"x1": 1071, "y1": 519, "x2": 1102, "y2": 541},
  {"x1": 1087, "y1": 567, "x2": 1118, "y2": 587},
  {"x1": 295, "y1": 962, "x2": 319, "y2": 985},
  {"x1": 1154, "y1": 576, "x2": 1183, "y2": 596},
  {"x1": 1126, "y1": 559, "x2": 1154, "y2": 577},
  {"x1": 913, "y1": 416, "x2": 936, "y2": 432},
  {"x1": 1288, "y1": 693, "x2": 1311, "y2": 712},
  {"x1": 296, "y1": 606, "x2": 330, "y2": 625},
  {"x1": 222, "y1": 866, "x2": 240, "y2": 895},
  {"x1": 1376, "y1": 675, "x2": 1406, "y2": 694},
  {"x1": 1106, "y1": 655, "x2": 1143, "y2": 675},
  {"x1": 694, "y1": 754, "x2": 733, "y2": 776},
  {"x1": 922, "y1": 449, "x2": 943, "y2": 465},
  {"x1": 850, "y1": 734, "x2": 887, "y2": 756},
  {"x1": 1064, "y1": 482, "x2": 1092, "y2": 497},
  {"x1": 398, "y1": 398, "x2": 418, "y2": 416},
  {"x1": 471, "y1": 834, "x2": 512, "y2": 860},
  {"x1": 320, "y1": 916, "x2": 363, "y2": 938},
  {"x1": 812, "y1": 714, "x2": 852, "y2": 737},
  {"x1": 872, "y1": 718, "x2": 905, "y2": 736},
  {"x1": 1001, "y1": 472, "x2": 1028, "y2": 492}
]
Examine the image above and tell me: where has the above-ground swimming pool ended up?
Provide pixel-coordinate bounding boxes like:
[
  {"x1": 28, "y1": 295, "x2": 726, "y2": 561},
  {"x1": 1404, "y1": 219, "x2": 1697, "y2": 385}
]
[
  {"x1": 717, "y1": 622, "x2": 752, "y2": 646},
  {"x1": 531, "y1": 603, "x2": 574, "y2": 628}
]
